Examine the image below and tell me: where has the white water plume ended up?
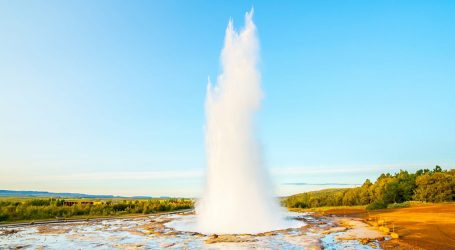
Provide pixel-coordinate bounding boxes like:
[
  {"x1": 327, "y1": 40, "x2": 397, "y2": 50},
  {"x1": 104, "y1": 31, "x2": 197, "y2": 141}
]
[{"x1": 195, "y1": 10, "x2": 292, "y2": 234}]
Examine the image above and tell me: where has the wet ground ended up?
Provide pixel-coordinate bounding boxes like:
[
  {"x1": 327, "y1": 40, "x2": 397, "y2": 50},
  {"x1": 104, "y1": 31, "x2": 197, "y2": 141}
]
[{"x1": 0, "y1": 212, "x2": 387, "y2": 249}]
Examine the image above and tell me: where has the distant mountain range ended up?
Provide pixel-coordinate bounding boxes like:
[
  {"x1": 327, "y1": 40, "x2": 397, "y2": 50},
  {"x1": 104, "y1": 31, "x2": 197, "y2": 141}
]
[{"x1": 0, "y1": 190, "x2": 155, "y2": 199}]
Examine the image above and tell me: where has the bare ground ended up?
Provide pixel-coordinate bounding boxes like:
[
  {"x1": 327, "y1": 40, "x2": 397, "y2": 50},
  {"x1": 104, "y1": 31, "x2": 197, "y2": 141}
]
[{"x1": 320, "y1": 203, "x2": 455, "y2": 250}]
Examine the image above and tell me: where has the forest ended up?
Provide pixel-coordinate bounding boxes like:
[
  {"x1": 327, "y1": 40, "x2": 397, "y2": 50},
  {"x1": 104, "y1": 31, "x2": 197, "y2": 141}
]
[
  {"x1": 0, "y1": 198, "x2": 193, "y2": 222},
  {"x1": 283, "y1": 166, "x2": 455, "y2": 210}
]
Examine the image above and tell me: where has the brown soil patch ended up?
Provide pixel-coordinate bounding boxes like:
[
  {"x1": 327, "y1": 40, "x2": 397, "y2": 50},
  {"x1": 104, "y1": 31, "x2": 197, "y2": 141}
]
[
  {"x1": 37, "y1": 225, "x2": 71, "y2": 234},
  {"x1": 205, "y1": 234, "x2": 257, "y2": 244},
  {"x1": 368, "y1": 203, "x2": 455, "y2": 250},
  {"x1": 0, "y1": 229, "x2": 19, "y2": 235},
  {"x1": 113, "y1": 243, "x2": 145, "y2": 249},
  {"x1": 313, "y1": 203, "x2": 455, "y2": 249},
  {"x1": 324, "y1": 208, "x2": 368, "y2": 217},
  {"x1": 335, "y1": 218, "x2": 385, "y2": 242}
]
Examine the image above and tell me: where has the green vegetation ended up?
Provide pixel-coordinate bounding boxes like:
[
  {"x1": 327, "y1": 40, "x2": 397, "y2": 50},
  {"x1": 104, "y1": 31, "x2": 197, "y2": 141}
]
[
  {"x1": 283, "y1": 166, "x2": 455, "y2": 210},
  {"x1": 0, "y1": 198, "x2": 193, "y2": 223}
]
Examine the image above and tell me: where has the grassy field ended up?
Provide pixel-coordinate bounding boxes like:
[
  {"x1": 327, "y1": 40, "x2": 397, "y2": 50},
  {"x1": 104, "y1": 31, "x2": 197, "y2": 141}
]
[{"x1": 0, "y1": 197, "x2": 194, "y2": 224}]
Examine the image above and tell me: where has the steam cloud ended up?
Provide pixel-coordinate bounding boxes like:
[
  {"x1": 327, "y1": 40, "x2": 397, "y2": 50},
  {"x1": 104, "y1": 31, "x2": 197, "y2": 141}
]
[{"x1": 196, "y1": 10, "x2": 289, "y2": 234}]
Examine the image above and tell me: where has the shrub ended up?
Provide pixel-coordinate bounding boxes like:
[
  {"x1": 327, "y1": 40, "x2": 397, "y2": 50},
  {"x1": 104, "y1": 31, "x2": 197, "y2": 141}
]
[
  {"x1": 27, "y1": 199, "x2": 51, "y2": 206},
  {"x1": 387, "y1": 201, "x2": 411, "y2": 209},
  {"x1": 0, "y1": 213, "x2": 9, "y2": 221},
  {"x1": 366, "y1": 201, "x2": 387, "y2": 210},
  {"x1": 113, "y1": 204, "x2": 129, "y2": 212}
]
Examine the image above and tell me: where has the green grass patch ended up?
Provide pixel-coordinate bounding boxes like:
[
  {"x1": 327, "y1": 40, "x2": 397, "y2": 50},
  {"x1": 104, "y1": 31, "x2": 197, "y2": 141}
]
[{"x1": 0, "y1": 197, "x2": 194, "y2": 223}]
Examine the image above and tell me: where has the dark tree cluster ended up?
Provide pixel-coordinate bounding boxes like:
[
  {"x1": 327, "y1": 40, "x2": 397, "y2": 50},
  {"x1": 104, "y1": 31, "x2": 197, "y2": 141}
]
[{"x1": 283, "y1": 166, "x2": 455, "y2": 210}]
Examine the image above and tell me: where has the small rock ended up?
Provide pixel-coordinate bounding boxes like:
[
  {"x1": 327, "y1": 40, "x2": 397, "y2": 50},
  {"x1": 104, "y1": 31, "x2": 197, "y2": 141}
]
[
  {"x1": 360, "y1": 238, "x2": 370, "y2": 244},
  {"x1": 159, "y1": 242, "x2": 175, "y2": 248}
]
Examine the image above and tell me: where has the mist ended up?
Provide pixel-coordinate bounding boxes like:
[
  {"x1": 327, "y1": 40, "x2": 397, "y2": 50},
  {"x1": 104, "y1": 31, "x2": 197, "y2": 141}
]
[{"x1": 196, "y1": 10, "x2": 288, "y2": 234}]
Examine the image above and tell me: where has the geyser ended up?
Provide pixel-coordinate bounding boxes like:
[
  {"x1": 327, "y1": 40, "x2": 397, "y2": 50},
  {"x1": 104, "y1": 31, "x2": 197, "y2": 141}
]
[{"x1": 195, "y1": 10, "x2": 289, "y2": 234}]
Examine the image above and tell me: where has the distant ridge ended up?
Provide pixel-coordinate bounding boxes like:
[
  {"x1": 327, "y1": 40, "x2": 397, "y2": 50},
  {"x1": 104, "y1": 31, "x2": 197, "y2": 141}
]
[{"x1": 0, "y1": 190, "x2": 152, "y2": 198}]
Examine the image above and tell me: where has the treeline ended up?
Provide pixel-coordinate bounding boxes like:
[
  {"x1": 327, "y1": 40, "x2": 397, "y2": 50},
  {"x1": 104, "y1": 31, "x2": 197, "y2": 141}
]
[
  {"x1": 283, "y1": 166, "x2": 455, "y2": 210},
  {"x1": 0, "y1": 198, "x2": 193, "y2": 222}
]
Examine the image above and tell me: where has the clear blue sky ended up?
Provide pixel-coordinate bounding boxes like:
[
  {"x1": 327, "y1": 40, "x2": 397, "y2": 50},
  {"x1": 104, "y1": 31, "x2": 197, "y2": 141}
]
[{"x1": 1, "y1": 1, "x2": 454, "y2": 196}]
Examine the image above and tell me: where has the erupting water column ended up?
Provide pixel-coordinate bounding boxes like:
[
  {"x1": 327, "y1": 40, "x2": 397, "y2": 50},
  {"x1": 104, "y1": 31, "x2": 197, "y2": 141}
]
[{"x1": 196, "y1": 10, "x2": 287, "y2": 234}]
